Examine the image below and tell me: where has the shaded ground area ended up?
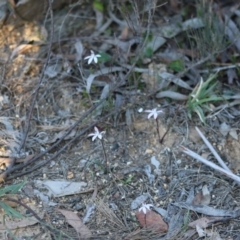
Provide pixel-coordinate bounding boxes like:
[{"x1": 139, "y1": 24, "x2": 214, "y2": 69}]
[{"x1": 0, "y1": 0, "x2": 240, "y2": 239}]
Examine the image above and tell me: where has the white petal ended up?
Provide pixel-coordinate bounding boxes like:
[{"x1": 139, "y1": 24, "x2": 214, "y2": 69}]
[
  {"x1": 93, "y1": 56, "x2": 98, "y2": 63},
  {"x1": 147, "y1": 113, "x2": 153, "y2": 119},
  {"x1": 88, "y1": 58, "x2": 92, "y2": 64},
  {"x1": 94, "y1": 127, "x2": 100, "y2": 134}
]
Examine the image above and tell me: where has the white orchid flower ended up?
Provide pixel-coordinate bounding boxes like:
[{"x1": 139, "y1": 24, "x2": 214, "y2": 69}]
[
  {"x1": 88, "y1": 126, "x2": 105, "y2": 141},
  {"x1": 84, "y1": 50, "x2": 101, "y2": 64},
  {"x1": 138, "y1": 203, "x2": 153, "y2": 214},
  {"x1": 145, "y1": 108, "x2": 163, "y2": 119}
]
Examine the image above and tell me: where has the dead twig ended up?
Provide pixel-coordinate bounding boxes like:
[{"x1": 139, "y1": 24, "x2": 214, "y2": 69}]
[
  {"x1": 195, "y1": 127, "x2": 231, "y2": 172},
  {"x1": 180, "y1": 127, "x2": 240, "y2": 184},
  {"x1": 18, "y1": 0, "x2": 54, "y2": 153}
]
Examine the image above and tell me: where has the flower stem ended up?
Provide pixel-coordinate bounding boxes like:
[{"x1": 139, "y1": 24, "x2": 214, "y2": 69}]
[
  {"x1": 155, "y1": 118, "x2": 161, "y2": 144},
  {"x1": 160, "y1": 111, "x2": 178, "y2": 144},
  {"x1": 100, "y1": 139, "x2": 108, "y2": 172}
]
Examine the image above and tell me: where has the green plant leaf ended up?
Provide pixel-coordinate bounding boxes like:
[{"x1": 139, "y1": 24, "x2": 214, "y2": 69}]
[
  {"x1": 93, "y1": 1, "x2": 104, "y2": 12},
  {"x1": 193, "y1": 105, "x2": 205, "y2": 123},
  {"x1": 0, "y1": 181, "x2": 26, "y2": 197},
  {"x1": 182, "y1": 210, "x2": 190, "y2": 232},
  {"x1": 98, "y1": 52, "x2": 111, "y2": 63},
  {"x1": 197, "y1": 96, "x2": 224, "y2": 104},
  {"x1": 168, "y1": 59, "x2": 185, "y2": 72},
  {"x1": 144, "y1": 47, "x2": 153, "y2": 58},
  {"x1": 0, "y1": 201, "x2": 23, "y2": 218},
  {"x1": 187, "y1": 72, "x2": 226, "y2": 123}
]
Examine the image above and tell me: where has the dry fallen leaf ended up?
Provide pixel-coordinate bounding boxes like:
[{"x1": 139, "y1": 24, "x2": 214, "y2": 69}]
[
  {"x1": 58, "y1": 209, "x2": 92, "y2": 238},
  {"x1": 135, "y1": 209, "x2": 168, "y2": 234},
  {"x1": 188, "y1": 216, "x2": 222, "y2": 229}
]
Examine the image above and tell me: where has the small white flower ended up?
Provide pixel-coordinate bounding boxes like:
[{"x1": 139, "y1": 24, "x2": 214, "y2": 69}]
[
  {"x1": 88, "y1": 126, "x2": 105, "y2": 141},
  {"x1": 138, "y1": 108, "x2": 143, "y2": 113},
  {"x1": 145, "y1": 108, "x2": 163, "y2": 119},
  {"x1": 84, "y1": 50, "x2": 101, "y2": 64},
  {"x1": 138, "y1": 203, "x2": 153, "y2": 214}
]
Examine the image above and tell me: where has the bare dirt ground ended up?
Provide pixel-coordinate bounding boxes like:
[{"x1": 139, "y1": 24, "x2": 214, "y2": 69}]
[{"x1": 0, "y1": 0, "x2": 240, "y2": 239}]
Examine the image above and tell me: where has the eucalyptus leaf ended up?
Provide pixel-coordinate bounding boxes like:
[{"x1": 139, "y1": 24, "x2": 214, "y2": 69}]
[{"x1": 156, "y1": 91, "x2": 188, "y2": 100}]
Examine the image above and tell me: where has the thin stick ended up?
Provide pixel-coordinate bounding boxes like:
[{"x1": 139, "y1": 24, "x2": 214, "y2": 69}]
[
  {"x1": 160, "y1": 109, "x2": 178, "y2": 144},
  {"x1": 180, "y1": 146, "x2": 240, "y2": 184},
  {"x1": 195, "y1": 127, "x2": 231, "y2": 172}
]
